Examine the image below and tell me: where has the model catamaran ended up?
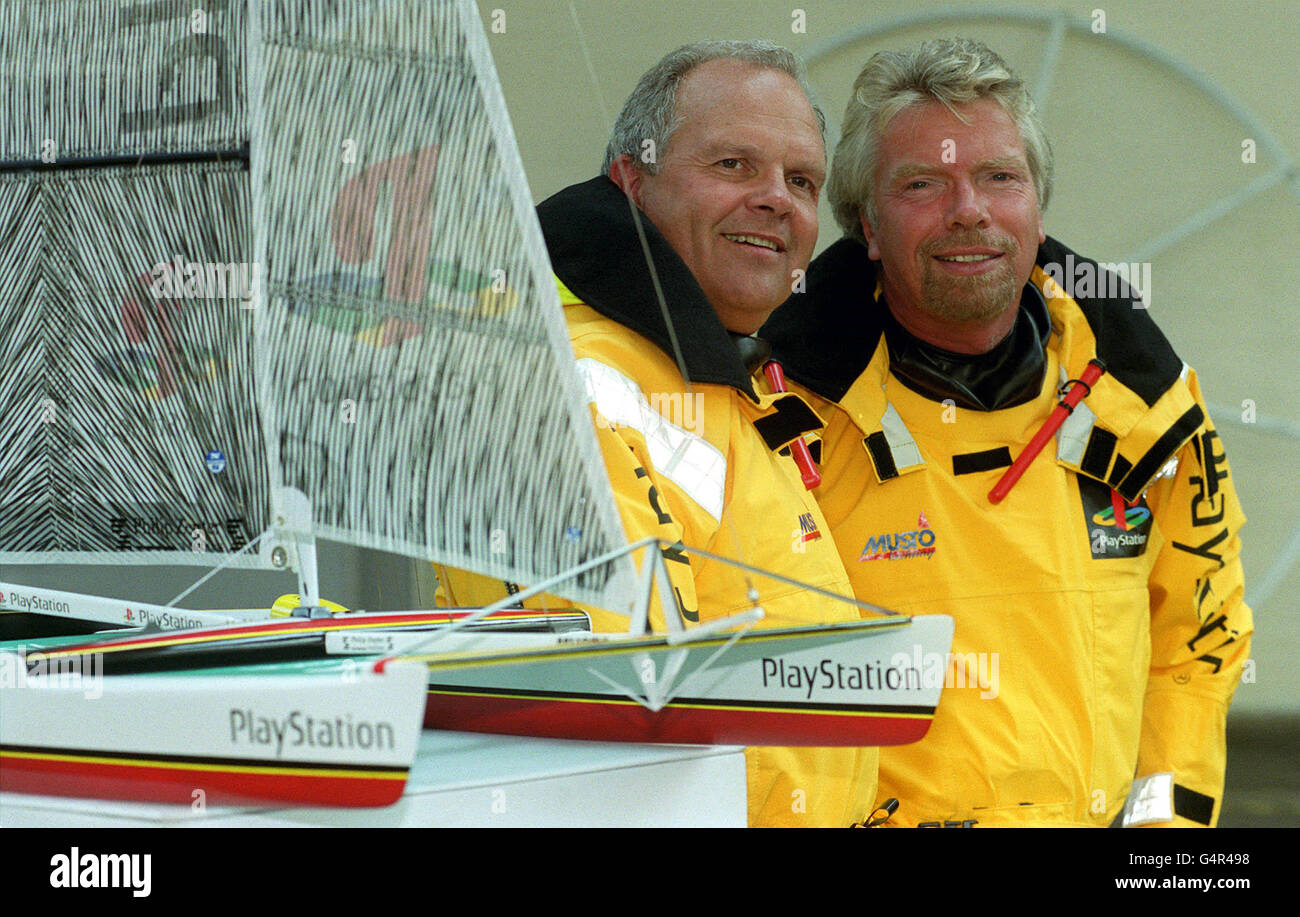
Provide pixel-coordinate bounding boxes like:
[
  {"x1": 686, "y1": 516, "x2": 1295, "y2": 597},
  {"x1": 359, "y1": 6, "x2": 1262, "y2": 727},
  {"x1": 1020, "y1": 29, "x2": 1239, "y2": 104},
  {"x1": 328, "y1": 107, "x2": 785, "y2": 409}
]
[{"x1": 0, "y1": 0, "x2": 952, "y2": 808}]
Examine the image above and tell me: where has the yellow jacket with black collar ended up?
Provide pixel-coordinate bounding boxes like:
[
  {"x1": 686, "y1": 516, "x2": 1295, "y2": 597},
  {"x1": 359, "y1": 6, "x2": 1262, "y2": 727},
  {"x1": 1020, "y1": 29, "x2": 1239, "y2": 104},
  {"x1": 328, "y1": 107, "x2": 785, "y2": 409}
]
[
  {"x1": 437, "y1": 177, "x2": 878, "y2": 828},
  {"x1": 763, "y1": 236, "x2": 1252, "y2": 827}
]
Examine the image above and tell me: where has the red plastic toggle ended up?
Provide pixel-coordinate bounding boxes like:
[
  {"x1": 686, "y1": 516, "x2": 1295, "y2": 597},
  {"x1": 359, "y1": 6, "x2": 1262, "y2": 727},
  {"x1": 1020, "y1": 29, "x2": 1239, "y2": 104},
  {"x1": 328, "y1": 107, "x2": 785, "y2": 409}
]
[
  {"x1": 763, "y1": 360, "x2": 822, "y2": 490},
  {"x1": 989, "y1": 359, "x2": 1106, "y2": 504}
]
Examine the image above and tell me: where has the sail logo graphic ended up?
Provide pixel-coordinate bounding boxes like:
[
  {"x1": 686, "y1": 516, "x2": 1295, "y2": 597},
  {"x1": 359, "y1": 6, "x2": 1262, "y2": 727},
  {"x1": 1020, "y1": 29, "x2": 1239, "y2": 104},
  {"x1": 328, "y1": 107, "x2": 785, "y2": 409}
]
[
  {"x1": 294, "y1": 146, "x2": 519, "y2": 349},
  {"x1": 859, "y1": 512, "x2": 936, "y2": 562},
  {"x1": 205, "y1": 449, "x2": 226, "y2": 474},
  {"x1": 117, "y1": 0, "x2": 233, "y2": 136},
  {"x1": 97, "y1": 2, "x2": 238, "y2": 405},
  {"x1": 797, "y1": 512, "x2": 822, "y2": 543},
  {"x1": 96, "y1": 270, "x2": 228, "y2": 401}
]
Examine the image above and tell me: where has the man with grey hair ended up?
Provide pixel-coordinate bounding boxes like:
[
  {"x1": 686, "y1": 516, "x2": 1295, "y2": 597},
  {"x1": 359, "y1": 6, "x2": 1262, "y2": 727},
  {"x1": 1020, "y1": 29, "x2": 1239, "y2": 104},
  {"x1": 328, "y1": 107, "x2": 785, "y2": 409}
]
[
  {"x1": 438, "y1": 40, "x2": 879, "y2": 827},
  {"x1": 764, "y1": 38, "x2": 1251, "y2": 827}
]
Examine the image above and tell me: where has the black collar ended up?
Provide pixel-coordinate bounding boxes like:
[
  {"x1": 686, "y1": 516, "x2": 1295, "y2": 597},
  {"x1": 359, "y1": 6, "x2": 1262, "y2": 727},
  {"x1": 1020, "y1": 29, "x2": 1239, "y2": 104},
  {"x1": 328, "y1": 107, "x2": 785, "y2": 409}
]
[
  {"x1": 762, "y1": 237, "x2": 1049, "y2": 410},
  {"x1": 537, "y1": 176, "x2": 758, "y2": 399},
  {"x1": 760, "y1": 238, "x2": 888, "y2": 402},
  {"x1": 764, "y1": 235, "x2": 1188, "y2": 411},
  {"x1": 883, "y1": 282, "x2": 1051, "y2": 411}
]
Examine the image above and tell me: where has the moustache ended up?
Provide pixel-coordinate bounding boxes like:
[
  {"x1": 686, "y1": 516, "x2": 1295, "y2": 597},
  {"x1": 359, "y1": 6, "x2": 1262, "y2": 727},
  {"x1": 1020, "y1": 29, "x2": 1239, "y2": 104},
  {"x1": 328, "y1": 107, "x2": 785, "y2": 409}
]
[{"x1": 922, "y1": 234, "x2": 1017, "y2": 258}]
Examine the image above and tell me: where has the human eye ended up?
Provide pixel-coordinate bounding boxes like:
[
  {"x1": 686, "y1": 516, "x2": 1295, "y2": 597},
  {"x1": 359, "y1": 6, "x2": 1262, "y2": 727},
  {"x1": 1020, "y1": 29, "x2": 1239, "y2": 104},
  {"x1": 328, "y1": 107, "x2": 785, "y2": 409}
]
[{"x1": 987, "y1": 167, "x2": 1027, "y2": 184}]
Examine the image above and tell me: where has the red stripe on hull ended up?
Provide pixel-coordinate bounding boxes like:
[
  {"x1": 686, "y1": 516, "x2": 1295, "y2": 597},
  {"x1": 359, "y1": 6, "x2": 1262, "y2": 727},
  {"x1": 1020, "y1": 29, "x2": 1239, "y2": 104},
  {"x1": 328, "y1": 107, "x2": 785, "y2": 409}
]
[
  {"x1": 0, "y1": 754, "x2": 405, "y2": 807},
  {"x1": 424, "y1": 692, "x2": 932, "y2": 746}
]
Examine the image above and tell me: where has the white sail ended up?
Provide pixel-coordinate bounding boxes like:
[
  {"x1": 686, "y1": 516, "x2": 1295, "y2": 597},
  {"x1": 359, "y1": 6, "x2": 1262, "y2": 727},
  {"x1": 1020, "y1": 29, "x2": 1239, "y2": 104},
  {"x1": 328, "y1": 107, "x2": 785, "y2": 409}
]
[
  {"x1": 0, "y1": 1, "x2": 266, "y2": 565},
  {"x1": 0, "y1": 0, "x2": 638, "y2": 612}
]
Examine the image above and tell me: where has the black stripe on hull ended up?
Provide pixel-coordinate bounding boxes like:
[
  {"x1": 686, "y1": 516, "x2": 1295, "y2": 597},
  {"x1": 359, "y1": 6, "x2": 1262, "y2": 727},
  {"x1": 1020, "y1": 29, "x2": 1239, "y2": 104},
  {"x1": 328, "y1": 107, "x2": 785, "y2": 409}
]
[{"x1": 0, "y1": 743, "x2": 406, "y2": 775}]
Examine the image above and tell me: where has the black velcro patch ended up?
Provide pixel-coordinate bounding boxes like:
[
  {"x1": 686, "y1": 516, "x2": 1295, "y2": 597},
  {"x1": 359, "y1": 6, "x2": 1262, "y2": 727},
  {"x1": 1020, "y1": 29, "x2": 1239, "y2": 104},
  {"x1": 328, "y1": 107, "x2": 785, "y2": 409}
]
[
  {"x1": 752, "y1": 396, "x2": 822, "y2": 452},
  {"x1": 864, "y1": 432, "x2": 898, "y2": 481},
  {"x1": 1108, "y1": 454, "x2": 1133, "y2": 490},
  {"x1": 952, "y1": 447, "x2": 1013, "y2": 475},
  {"x1": 1080, "y1": 427, "x2": 1117, "y2": 479},
  {"x1": 1117, "y1": 404, "x2": 1205, "y2": 501},
  {"x1": 1173, "y1": 784, "x2": 1215, "y2": 826}
]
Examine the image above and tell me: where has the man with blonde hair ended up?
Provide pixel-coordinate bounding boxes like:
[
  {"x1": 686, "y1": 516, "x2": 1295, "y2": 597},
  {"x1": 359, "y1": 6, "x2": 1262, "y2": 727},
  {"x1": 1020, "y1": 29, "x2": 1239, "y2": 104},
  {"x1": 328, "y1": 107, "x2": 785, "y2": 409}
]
[{"x1": 764, "y1": 38, "x2": 1251, "y2": 827}]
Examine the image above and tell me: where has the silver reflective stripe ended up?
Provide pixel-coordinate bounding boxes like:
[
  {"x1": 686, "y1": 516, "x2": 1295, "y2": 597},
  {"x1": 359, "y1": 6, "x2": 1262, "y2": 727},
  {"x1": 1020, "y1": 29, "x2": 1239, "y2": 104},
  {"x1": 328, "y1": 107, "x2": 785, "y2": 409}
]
[
  {"x1": 880, "y1": 401, "x2": 924, "y2": 471},
  {"x1": 1121, "y1": 772, "x2": 1175, "y2": 827},
  {"x1": 1056, "y1": 365, "x2": 1096, "y2": 466},
  {"x1": 575, "y1": 358, "x2": 726, "y2": 523}
]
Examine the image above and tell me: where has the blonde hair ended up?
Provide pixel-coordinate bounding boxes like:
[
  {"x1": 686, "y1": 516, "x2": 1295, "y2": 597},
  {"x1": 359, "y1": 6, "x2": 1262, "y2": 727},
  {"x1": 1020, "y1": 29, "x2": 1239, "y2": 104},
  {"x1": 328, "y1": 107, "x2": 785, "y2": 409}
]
[{"x1": 829, "y1": 38, "x2": 1054, "y2": 243}]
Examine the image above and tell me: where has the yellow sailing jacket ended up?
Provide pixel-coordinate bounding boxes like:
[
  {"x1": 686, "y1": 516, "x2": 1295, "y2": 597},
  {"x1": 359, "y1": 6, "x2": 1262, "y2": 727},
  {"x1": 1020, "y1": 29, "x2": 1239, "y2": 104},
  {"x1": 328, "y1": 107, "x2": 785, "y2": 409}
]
[
  {"x1": 437, "y1": 177, "x2": 878, "y2": 827},
  {"x1": 765, "y1": 237, "x2": 1252, "y2": 827}
]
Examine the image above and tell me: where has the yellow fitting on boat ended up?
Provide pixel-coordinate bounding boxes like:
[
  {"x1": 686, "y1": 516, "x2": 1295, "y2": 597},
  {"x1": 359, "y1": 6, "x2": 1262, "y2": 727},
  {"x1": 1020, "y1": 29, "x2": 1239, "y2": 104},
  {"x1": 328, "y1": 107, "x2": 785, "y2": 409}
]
[{"x1": 270, "y1": 594, "x2": 351, "y2": 618}]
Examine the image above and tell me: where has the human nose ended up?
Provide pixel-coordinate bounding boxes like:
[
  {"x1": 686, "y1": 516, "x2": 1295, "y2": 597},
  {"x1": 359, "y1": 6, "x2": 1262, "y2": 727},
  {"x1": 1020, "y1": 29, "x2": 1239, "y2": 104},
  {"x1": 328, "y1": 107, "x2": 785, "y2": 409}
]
[
  {"x1": 947, "y1": 177, "x2": 990, "y2": 229},
  {"x1": 748, "y1": 168, "x2": 794, "y2": 215}
]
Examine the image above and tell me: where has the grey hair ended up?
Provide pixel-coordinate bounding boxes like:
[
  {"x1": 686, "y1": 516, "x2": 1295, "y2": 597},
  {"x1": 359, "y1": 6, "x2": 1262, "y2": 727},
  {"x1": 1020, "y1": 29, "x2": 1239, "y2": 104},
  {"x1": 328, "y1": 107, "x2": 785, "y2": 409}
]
[
  {"x1": 601, "y1": 40, "x2": 827, "y2": 175},
  {"x1": 828, "y1": 38, "x2": 1055, "y2": 244}
]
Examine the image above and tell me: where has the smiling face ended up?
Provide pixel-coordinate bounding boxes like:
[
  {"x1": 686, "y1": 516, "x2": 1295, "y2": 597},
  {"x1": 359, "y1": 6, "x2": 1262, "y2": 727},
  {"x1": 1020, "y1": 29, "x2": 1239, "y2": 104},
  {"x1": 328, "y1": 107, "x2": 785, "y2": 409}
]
[
  {"x1": 862, "y1": 97, "x2": 1045, "y2": 353},
  {"x1": 610, "y1": 59, "x2": 825, "y2": 334}
]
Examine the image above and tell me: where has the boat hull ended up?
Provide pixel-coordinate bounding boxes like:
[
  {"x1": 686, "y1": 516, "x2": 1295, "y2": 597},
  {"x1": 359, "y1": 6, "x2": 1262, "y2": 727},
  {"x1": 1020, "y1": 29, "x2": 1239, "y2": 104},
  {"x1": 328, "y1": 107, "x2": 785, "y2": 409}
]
[
  {"x1": 416, "y1": 615, "x2": 954, "y2": 746},
  {"x1": 0, "y1": 655, "x2": 428, "y2": 807},
  {"x1": 423, "y1": 690, "x2": 933, "y2": 746},
  {"x1": 1, "y1": 614, "x2": 954, "y2": 808}
]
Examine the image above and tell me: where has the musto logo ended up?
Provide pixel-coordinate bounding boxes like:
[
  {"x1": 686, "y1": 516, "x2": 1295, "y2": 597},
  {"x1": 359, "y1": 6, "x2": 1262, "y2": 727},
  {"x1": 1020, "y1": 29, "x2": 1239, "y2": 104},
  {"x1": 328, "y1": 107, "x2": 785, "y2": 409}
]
[{"x1": 859, "y1": 512, "x2": 936, "y2": 562}]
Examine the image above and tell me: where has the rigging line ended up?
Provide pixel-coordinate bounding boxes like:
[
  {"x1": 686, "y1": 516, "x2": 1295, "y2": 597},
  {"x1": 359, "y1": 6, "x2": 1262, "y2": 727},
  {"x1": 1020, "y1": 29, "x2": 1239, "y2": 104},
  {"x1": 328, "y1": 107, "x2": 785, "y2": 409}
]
[
  {"x1": 565, "y1": 1, "x2": 693, "y2": 391},
  {"x1": 563, "y1": 6, "x2": 801, "y2": 610},
  {"x1": 165, "y1": 529, "x2": 269, "y2": 608},
  {"x1": 672, "y1": 540, "x2": 899, "y2": 618}
]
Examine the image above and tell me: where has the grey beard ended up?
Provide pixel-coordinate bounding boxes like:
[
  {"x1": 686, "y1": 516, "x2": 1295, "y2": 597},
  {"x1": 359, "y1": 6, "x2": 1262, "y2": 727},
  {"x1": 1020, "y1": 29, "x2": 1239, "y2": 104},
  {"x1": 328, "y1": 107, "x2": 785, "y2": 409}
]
[{"x1": 919, "y1": 261, "x2": 1019, "y2": 324}]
